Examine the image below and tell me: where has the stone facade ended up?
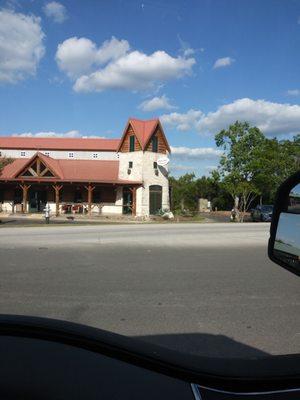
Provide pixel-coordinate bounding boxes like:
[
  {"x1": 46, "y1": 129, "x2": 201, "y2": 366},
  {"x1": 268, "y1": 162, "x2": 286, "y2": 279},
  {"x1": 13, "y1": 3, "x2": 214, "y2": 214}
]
[{"x1": 118, "y1": 151, "x2": 169, "y2": 217}]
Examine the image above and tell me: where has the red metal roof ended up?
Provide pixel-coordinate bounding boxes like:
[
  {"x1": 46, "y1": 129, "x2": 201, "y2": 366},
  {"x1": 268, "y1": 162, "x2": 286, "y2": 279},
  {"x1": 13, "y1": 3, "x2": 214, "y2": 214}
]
[
  {"x1": 0, "y1": 153, "x2": 141, "y2": 185},
  {"x1": 117, "y1": 118, "x2": 170, "y2": 152},
  {"x1": 0, "y1": 137, "x2": 120, "y2": 151},
  {"x1": 130, "y1": 118, "x2": 159, "y2": 148}
]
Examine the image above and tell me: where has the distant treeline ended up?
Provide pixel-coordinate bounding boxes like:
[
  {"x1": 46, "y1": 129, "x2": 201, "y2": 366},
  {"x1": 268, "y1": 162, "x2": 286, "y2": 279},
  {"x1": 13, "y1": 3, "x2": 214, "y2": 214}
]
[{"x1": 170, "y1": 121, "x2": 300, "y2": 219}]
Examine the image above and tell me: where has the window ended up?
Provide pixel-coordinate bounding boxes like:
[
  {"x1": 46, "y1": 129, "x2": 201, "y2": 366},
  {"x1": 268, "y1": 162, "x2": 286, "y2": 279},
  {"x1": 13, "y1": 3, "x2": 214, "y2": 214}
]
[
  {"x1": 44, "y1": 152, "x2": 50, "y2": 157},
  {"x1": 0, "y1": 151, "x2": 2, "y2": 157},
  {"x1": 153, "y1": 161, "x2": 158, "y2": 169},
  {"x1": 92, "y1": 153, "x2": 98, "y2": 159},
  {"x1": 68, "y1": 152, "x2": 74, "y2": 158},
  {"x1": 129, "y1": 135, "x2": 135, "y2": 152},
  {"x1": 128, "y1": 161, "x2": 133, "y2": 168},
  {"x1": 20, "y1": 151, "x2": 26, "y2": 157},
  {"x1": 152, "y1": 135, "x2": 158, "y2": 152}
]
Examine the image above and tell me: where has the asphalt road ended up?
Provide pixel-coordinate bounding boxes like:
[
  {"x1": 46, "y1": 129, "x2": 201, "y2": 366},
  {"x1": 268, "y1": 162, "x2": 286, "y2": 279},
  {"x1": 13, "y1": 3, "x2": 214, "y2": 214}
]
[{"x1": 0, "y1": 223, "x2": 299, "y2": 359}]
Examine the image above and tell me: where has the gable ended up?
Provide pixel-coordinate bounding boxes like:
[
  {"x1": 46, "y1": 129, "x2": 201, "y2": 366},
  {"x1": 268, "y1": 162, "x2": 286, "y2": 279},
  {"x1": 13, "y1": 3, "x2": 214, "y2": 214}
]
[
  {"x1": 144, "y1": 124, "x2": 170, "y2": 154},
  {"x1": 117, "y1": 118, "x2": 170, "y2": 153},
  {"x1": 118, "y1": 123, "x2": 142, "y2": 152},
  {"x1": 16, "y1": 154, "x2": 59, "y2": 179}
]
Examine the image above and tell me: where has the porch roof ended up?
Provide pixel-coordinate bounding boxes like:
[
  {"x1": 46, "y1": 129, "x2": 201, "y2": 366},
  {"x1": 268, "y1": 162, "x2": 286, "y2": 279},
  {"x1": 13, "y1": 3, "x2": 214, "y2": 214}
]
[{"x1": 0, "y1": 153, "x2": 142, "y2": 185}]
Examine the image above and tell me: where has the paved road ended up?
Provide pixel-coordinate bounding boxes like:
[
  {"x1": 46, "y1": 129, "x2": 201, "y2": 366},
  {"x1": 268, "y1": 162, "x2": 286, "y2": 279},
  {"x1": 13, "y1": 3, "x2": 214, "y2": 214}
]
[{"x1": 0, "y1": 223, "x2": 299, "y2": 358}]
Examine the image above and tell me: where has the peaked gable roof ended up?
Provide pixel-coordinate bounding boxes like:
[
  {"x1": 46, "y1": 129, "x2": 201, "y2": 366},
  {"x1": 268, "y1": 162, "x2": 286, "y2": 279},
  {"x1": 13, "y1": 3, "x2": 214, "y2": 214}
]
[
  {"x1": 117, "y1": 118, "x2": 170, "y2": 152},
  {"x1": 14, "y1": 152, "x2": 63, "y2": 179}
]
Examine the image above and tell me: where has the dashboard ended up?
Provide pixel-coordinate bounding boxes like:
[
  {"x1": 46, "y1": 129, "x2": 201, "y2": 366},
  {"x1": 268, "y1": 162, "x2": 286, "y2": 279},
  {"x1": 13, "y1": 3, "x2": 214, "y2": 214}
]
[{"x1": 0, "y1": 335, "x2": 299, "y2": 399}]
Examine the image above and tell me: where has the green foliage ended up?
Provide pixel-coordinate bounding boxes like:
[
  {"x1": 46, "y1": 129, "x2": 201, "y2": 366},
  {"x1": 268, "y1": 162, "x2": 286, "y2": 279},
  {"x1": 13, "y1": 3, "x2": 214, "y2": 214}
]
[
  {"x1": 252, "y1": 137, "x2": 299, "y2": 203},
  {"x1": 0, "y1": 157, "x2": 13, "y2": 175},
  {"x1": 169, "y1": 173, "x2": 198, "y2": 213},
  {"x1": 214, "y1": 121, "x2": 300, "y2": 219},
  {"x1": 169, "y1": 121, "x2": 299, "y2": 220},
  {"x1": 169, "y1": 172, "x2": 232, "y2": 214}
]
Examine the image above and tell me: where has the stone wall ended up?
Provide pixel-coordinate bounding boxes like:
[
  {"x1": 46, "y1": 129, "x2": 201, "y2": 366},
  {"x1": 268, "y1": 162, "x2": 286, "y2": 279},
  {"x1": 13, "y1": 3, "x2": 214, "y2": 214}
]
[{"x1": 118, "y1": 151, "x2": 170, "y2": 217}]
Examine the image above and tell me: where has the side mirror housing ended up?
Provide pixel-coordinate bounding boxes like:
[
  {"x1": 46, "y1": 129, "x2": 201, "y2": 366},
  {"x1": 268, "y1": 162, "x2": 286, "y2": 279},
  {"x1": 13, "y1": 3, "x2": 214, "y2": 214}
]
[{"x1": 268, "y1": 170, "x2": 300, "y2": 276}]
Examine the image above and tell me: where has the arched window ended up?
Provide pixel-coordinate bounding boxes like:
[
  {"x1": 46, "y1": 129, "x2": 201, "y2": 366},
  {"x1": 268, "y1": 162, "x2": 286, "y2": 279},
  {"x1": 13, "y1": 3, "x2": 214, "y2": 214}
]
[{"x1": 149, "y1": 185, "x2": 162, "y2": 215}]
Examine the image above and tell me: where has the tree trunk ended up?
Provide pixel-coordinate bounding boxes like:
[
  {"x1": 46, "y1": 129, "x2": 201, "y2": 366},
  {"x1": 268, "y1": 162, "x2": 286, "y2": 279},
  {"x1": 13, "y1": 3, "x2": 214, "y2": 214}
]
[
  {"x1": 234, "y1": 196, "x2": 240, "y2": 222},
  {"x1": 180, "y1": 198, "x2": 185, "y2": 212}
]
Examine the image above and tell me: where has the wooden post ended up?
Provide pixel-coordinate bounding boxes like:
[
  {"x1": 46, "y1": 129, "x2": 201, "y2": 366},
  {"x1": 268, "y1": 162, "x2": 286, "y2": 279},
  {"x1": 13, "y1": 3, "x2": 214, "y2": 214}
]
[
  {"x1": 52, "y1": 184, "x2": 63, "y2": 217},
  {"x1": 84, "y1": 184, "x2": 95, "y2": 216},
  {"x1": 19, "y1": 183, "x2": 31, "y2": 213},
  {"x1": 130, "y1": 187, "x2": 137, "y2": 216}
]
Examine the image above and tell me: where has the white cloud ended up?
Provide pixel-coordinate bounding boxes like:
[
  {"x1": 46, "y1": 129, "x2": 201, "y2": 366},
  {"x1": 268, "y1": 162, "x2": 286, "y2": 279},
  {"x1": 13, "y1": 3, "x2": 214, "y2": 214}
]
[
  {"x1": 197, "y1": 98, "x2": 300, "y2": 136},
  {"x1": 169, "y1": 164, "x2": 195, "y2": 172},
  {"x1": 139, "y1": 95, "x2": 176, "y2": 112},
  {"x1": 0, "y1": 9, "x2": 45, "y2": 83},
  {"x1": 162, "y1": 98, "x2": 300, "y2": 137},
  {"x1": 205, "y1": 165, "x2": 218, "y2": 172},
  {"x1": 56, "y1": 36, "x2": 195, "y2": 92},
  {"x1": 12, "y1": 130, "x2": 104, "y2": 138},
  {"x1": 55, "y1": 36, "x2": 129, "y2": 79},
  {"x1": 286, "y1": 89, "x2": 300, "y2": 96},
  {"x1": 13, "y1": 130, "x2": 81, "y2": 138},
  {"x1": 170, "y1": 146, "x2": 222, "y2": 159},
  {"x1": 43, "y1": 1, "x2": 67, "y2": 23},
  {"x1": 213, "y1": 56, "x2": 235, "y2": 69},
  {"x1": 161, "y1": 109, "x2": 203, "y2": 131},
  {"x1": 56, "y1": 37, "x2": 130, "y2": 79}
]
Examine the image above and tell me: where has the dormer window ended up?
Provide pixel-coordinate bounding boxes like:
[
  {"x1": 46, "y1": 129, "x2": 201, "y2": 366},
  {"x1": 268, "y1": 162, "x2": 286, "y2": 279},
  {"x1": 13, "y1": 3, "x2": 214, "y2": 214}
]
[
  {"x1": 152, "y1": 136, "x2": 158, "y2": 153},
  {"x1": 129, "y1": 135, "x2": 135, "y2": 152}
]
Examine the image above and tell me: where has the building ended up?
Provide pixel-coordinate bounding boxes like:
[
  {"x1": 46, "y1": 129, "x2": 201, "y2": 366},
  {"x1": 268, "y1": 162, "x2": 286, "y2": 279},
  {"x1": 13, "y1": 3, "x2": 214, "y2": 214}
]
[{"x1": 0, "y1": 118, "x2": 170, "y2": 218}]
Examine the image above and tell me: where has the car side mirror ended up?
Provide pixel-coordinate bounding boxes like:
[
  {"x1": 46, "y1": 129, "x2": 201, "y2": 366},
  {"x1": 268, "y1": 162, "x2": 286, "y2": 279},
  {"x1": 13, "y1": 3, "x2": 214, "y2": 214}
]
[{"x1": 268, "y1": 170, "x2": 300, "y2": 276}]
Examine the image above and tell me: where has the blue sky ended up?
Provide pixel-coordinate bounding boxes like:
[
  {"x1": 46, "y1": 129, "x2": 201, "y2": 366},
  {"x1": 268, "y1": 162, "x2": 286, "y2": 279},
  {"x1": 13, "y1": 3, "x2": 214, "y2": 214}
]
[{"x1": 1, "y1": 0, "x2": 300, "y2": 176}]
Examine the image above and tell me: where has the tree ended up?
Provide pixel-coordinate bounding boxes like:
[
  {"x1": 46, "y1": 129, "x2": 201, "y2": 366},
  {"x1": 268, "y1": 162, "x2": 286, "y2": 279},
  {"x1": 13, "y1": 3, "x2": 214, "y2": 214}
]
[
  {"x1": 252, "y1": 136, "x2": 299, "y2": 204},
  {"x1": 169, "y1": 173, "x2": 197, "y2": 213},
  {"x1": 0, "y1": 157, "x2": 13, "y2": 175},
  {"x1": 169, "y1": 172, "x2": 232, "y2": 214},
  {"x1": 215, "y1": 121, "x2": 265, "y2": 221}
]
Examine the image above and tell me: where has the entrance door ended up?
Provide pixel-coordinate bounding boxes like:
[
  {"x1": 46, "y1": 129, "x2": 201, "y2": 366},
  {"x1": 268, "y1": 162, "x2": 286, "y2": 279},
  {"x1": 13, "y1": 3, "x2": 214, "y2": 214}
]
[
  {"x1": 149, "y1": 185, "x2": 162, "y2": 215},
  {"x1": 123, "y1": 188, "x2": 132, "y2": 215},
  {"x1": 29, "y1": 190, "x2": 47, "y2": 213}
]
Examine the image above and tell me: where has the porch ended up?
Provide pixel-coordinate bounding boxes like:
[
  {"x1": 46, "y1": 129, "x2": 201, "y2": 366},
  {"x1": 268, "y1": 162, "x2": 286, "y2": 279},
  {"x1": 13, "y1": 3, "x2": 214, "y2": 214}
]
[{"x1": 0, "y1": 182, "x2": 140, "y2": 217}]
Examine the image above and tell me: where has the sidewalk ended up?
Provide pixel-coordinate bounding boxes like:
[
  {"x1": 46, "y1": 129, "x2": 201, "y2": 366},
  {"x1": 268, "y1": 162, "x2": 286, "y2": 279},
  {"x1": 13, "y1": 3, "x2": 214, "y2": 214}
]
[{"x1": 0, "y1": 213, "x2": 144, "y2": 226}]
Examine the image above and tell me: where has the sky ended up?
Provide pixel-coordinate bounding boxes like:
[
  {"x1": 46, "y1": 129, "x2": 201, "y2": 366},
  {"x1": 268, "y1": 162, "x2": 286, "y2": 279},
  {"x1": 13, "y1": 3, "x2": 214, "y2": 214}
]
[
  {"x1": 276, "y1": 213, "x2": 300, "y2": 249},
  {"x1": 0, "y1": 0, "x2": 300, "y2": 176}
]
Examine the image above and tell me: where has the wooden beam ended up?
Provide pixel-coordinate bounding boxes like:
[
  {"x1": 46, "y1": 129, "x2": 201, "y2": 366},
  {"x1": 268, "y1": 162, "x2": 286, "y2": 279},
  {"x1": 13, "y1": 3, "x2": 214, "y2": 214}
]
[
  {"x1": 19, "y1": 183, "x2": 31, "y2": 213},
  {"x1": 84, "y1": 184, "x2": 95, "y2": 216},
  {"x1": 132, "y1": 187, "x2": 137, "y2": 216},
  {"x1": 28, "y1": 167, "x2": 38, "y2": 177},
  {"x1": 37, "y1": 158, "x2": 41, "y2": 176},
  {"x1": 40, "y1": 167, "x2": 51, "y2": 177},
  {"x1": 52, "y1": 184, "x2": 63, "y2": 217}
]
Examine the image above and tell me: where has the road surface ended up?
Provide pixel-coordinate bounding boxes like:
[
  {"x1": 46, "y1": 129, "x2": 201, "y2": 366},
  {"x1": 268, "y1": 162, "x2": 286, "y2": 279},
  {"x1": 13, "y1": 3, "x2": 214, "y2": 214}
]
[{"x1": 0, "y1": 222, "x2": 299, "y2": 358}]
